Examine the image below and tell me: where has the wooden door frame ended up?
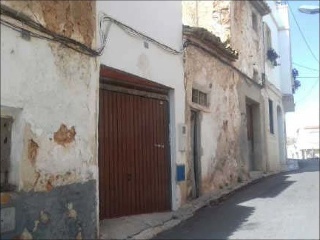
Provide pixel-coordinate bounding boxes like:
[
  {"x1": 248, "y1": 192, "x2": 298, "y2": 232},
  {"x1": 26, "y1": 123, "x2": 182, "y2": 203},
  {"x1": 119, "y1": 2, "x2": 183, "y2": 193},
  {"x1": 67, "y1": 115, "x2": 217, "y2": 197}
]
[{"x1": 100, "y1": 65, "x2": 170, "y2": 94}]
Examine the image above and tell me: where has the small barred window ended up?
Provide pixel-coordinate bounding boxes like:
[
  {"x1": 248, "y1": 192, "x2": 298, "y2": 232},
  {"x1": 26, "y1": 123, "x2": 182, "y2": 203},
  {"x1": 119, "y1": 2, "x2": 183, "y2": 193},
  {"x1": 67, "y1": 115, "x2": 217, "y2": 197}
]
[{"x1": 192, "y1": 89, "x2": 208, "y2": 107}]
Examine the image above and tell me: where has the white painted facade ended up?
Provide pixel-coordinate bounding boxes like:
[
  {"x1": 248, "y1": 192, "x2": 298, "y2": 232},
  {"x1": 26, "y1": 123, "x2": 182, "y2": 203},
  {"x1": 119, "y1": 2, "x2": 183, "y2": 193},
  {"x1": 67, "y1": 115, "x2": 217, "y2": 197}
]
[
  {"x1": 97, "y1": 1, "x2": 185, "y2": 210},
  {"x1": 263, "y1": 1, "x2": 294, "y2": 171},
  {"x1": 264, "y1": 1, "x2": 293, "y2": 94},
  {"x1": 1, "y1": 17, "x2": 99, "y2": 190}
]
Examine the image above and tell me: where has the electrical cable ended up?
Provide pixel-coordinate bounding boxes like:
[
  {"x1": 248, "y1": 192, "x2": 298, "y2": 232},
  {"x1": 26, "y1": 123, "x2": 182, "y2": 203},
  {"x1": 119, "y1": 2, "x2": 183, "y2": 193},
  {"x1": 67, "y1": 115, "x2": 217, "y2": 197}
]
[
  {"x1": 293, "y1": 62, "x2": 319, "y2": 72},
  {"x1": 0, "y1": 5, "x2": 103, "y2": 56},
  {"x1": 287, "y1": 2, "x2": 319, "y2": 63},
  {"x1": 295, "y1": 78, "x2": 319, "y2": 104},
  {"x1": 1, "y1": 19, "x2": 99, "y2": 56},
  {"x1": 0, "y1": 5, "x2": 183, "y2": 57},
  {"x1": 296, "y1": 77, "x2": 319, "y2": 79},
  {"x1": 98, "y1": 13, "x2": 183, "y2": 55}
]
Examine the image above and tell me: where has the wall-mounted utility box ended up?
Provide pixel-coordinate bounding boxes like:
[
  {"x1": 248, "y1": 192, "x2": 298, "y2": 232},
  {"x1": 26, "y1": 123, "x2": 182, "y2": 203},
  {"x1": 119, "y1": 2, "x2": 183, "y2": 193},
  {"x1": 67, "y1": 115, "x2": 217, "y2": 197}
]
[{"x1": 176, "y1": 164, "x2": 185, "y2": 182}]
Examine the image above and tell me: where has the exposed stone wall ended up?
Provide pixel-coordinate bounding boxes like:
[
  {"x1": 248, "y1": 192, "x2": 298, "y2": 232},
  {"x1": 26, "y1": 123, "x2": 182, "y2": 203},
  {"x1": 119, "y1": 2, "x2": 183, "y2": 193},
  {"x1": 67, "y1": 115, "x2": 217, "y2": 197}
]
[
  {"x1": 184, "y1": 45, "x2": 249, "y2": 197},
  {"x1": 2, "y1": 1, "x2": 95, "y2": 47},
  {"x1": 182, "y1": 1, "x2": 231, "y2": 43},
  {"x1": 183, "y1": 1, "x2": 265, "y2": 82},
  {"x1": 230, "y1": 1, "x2": 264, "y2": 81}
]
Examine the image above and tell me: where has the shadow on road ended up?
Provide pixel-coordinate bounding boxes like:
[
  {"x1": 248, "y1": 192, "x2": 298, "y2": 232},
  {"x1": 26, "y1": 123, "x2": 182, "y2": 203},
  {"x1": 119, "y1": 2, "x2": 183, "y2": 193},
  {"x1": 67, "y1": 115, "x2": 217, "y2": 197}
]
[{"x1": 154, "y1": 159, "x2": 319, "y2": 239}]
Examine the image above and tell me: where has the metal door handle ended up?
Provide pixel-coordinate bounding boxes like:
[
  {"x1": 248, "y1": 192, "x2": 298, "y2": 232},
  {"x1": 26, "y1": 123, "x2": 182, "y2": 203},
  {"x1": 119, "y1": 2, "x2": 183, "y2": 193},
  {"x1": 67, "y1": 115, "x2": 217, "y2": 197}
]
[{"x1": 154, "y1": 144, "x2": 164, "y2": 148}]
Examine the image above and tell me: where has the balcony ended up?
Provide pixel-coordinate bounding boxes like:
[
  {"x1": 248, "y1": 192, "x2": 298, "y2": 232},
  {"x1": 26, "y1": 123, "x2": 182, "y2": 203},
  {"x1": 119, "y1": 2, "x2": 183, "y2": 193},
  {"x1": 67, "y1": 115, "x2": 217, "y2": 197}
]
[{"x1": 282, "y1": 94, "x2": 295, "y2": 112}]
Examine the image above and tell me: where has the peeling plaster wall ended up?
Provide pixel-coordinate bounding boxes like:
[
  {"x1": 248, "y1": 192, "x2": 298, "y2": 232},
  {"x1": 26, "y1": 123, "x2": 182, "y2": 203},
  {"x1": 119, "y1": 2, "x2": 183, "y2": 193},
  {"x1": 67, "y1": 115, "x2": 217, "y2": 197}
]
[
  {"x1": 1, "y1": 1, "x2": 99, "y2": 238},
  {"x1": 97, "y1": 1, "x2": 185, "y2": 210},
  {"x1": 182, "y1": 1, "x2": 231, "y2": 43},
  {"x1": 184, "y1": 46, "x2": 249, "y2": 197}
]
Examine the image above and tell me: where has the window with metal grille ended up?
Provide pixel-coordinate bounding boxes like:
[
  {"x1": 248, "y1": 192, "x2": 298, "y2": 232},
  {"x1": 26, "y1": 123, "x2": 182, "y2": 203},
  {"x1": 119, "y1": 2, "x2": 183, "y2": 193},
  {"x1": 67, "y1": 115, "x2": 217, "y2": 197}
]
[
  {"x1": 1, "y1": 117, "x2": 13, "y2": 192},
  {"x1": 192, "y1": 89, "x2": 208, "y2": 107}
]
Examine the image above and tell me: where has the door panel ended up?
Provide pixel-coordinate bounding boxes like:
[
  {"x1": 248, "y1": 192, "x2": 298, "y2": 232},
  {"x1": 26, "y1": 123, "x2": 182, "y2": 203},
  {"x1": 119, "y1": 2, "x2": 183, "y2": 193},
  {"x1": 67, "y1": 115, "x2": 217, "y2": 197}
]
[{"x1": 99, "y1": 88, "x2": 171, "y2": 219}]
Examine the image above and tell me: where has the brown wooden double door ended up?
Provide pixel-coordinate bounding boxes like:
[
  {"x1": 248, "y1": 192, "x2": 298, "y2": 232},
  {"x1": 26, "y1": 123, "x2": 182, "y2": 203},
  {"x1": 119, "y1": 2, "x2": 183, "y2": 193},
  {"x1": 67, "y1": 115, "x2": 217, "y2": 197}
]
[{"x1": 99, "y1": 87, "x2": 171, "y2": 219}]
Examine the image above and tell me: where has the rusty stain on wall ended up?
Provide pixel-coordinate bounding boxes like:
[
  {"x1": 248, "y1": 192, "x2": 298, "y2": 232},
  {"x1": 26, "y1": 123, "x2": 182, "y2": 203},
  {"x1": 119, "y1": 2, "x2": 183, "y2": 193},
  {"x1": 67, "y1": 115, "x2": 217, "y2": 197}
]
[
  {"x1": 0, "y1": 193, "x2": 11, "y2": 205},
  {"x1": 21, "y1": 123, "x2": 82, "y2": 192},
  {"x1": 32, "y1": 171, "x2": 79, "y2": 192},
  {"x1": 53, "y1": 124, "x2": 76, "y2": 147},
  {"x1": 28, "y1": 139, "x2": 39, "y2": 166},
  {"x1": 46, "y1": 176, "x2": 54, "y2": 192}
]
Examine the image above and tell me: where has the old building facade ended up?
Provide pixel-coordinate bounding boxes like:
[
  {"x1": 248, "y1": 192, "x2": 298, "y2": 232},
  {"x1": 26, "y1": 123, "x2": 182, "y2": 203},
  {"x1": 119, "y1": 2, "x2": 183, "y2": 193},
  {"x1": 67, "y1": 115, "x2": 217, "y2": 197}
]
[
  {"x1": 1, "y1": 1, "x2": 99, "y2": 239},
  {"x1": 182, "y1": 0, "x2": 295, "y2": 199},
  {"x1": 262, "y1": 1, "x2": 295, "y2": 171},
  {"x1": 1, "y1": 0, "x2": 295, "y2": 238}
]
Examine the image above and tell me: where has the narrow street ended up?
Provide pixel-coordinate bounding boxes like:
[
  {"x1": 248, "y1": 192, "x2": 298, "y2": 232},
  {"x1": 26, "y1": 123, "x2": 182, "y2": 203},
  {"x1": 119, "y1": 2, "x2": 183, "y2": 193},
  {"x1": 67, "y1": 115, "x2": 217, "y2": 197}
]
[{"x1": 154, "y1": 159, "x2": 320, "y2": 239}]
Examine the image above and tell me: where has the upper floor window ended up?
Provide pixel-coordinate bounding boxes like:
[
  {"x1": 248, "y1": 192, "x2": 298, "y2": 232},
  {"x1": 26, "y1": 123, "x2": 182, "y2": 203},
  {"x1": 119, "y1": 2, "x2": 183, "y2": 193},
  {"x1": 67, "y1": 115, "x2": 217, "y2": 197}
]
[
  {"x1": 252, "y1": 12, "x2": 258, "y2": 31},
  {"x1": 192, "y1": 88, "x2": 208, "y2": 107},
  {"x1": 265, "y1": 24, "x2": 272, "y2": 50}
]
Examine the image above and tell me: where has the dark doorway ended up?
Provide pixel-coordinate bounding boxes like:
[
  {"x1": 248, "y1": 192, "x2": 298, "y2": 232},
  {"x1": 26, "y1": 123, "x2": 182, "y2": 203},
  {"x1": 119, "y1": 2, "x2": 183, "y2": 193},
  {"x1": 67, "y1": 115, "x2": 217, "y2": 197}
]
[
  {"x1": 191, "y1": 110, "x2": 201, "y2": 198},
  {"x1": 246, "y1": 104, "x2": 255, "y2": 170}
]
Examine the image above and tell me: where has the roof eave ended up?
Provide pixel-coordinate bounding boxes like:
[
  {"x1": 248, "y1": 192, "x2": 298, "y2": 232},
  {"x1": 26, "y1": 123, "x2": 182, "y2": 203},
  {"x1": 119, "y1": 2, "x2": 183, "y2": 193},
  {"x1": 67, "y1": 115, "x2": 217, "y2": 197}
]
[
  {"x1": 183, "y1": 25, "x2": 238, "y2": 61},
  {"x1": 250, "y1": 0, "x2": 271, "y2": 16}
]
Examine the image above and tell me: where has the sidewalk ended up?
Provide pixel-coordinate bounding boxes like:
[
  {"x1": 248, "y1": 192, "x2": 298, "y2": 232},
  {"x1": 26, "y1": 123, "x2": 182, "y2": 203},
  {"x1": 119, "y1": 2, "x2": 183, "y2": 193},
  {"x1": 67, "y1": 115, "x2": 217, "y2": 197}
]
[
  {"x1": 284, "y1": 158, "x2": 300, "y2": 171},
  {"x1": 99, "y1": 171, "x2": 279, "y2": 239}
]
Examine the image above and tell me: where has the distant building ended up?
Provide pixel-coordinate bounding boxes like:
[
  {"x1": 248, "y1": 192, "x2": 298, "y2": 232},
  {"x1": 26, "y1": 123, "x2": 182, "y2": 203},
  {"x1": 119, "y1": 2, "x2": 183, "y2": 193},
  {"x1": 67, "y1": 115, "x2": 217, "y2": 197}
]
[{"x1": 296, "y1": 126, "x2": 320, "y2": 159}]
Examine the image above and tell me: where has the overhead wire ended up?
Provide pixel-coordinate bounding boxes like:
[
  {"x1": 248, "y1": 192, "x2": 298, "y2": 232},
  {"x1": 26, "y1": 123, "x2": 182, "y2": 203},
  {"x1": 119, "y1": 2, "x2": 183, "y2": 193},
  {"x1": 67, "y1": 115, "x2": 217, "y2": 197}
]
[
  {"x1": 296, "y1": 76, "x2": 320, "y2": 78},
  {"x1": 98, "y1": 13, "x2": 183, "y2": 55},
  {"x1": 295, "y1": 78, "x2": 319, "y2": 104},
  {"x1": 0, "y1": 5, "x2": 183, "y2": 57},
  {"x1": 287, "y1": 2, "x2": 319, "y2": 63},
  {"x1": 0, "y1": 5, "x2": 103, "y2": 56},
  {"x1": 293, "y1": 62, "x2": 319, "y2": 72}
]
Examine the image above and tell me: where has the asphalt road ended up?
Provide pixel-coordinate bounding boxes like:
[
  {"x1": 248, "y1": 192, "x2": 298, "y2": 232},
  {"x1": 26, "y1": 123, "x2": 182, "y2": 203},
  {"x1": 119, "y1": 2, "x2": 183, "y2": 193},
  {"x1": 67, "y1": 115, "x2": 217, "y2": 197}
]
[{"x1": 154, "y1": 159, "x2": 320, "y2": 239}]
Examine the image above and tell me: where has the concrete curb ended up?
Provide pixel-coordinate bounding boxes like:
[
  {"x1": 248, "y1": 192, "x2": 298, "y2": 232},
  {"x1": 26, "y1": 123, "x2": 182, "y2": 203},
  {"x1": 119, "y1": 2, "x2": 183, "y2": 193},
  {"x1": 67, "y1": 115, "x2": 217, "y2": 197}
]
[{"x1": 129, "y1": 171, "x2": 279, "y2": 239}]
